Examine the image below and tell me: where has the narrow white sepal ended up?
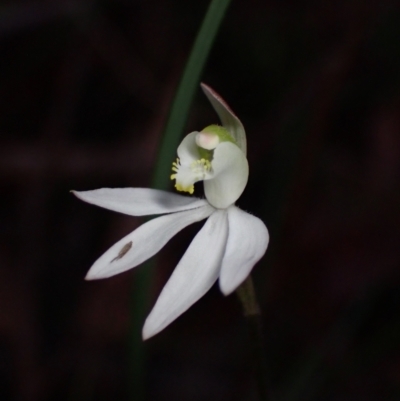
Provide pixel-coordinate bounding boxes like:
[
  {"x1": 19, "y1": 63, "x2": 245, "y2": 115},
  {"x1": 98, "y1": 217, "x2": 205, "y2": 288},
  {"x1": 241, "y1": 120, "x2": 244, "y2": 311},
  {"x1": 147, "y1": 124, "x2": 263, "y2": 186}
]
[
  {"x1": 72, "y1": 188, "x2": 207, "y2": 216},
  {"x1": 142, "y1": 209, "x2": 229, "y2": 340},
  {"x1": 85, "y1": 204, "x2": 214, "y2": 280},
  {"x1": 219, "y1": 206, "x2": 269, "y2": 295},
  {"x1": 204, "y1": 142, "x2": 249, "y2": 209},
  {"x1": 201, "y1": 83, "x2": 247, "y2": 155}
]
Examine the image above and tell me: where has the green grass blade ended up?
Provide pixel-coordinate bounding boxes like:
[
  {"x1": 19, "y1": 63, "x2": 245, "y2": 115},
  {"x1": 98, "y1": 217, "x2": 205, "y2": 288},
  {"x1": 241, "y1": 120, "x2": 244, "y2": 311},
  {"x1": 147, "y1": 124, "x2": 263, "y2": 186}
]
[
  {"x1": 129, "y1": 0, "x2": 233, "y2": 400},
  {"x1": 152, "y1": 0, "x2": 233, "y2": 190}
]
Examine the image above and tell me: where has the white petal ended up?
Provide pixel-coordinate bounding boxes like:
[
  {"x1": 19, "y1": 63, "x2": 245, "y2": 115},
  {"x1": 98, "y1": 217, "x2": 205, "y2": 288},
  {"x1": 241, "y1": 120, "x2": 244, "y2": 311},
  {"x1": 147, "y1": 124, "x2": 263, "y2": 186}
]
[
  {"x1": 172, "y1": 163, "x2": 199, "y2": 194},
  {"x1": 172, "y1": 132, "x2": 213, "y2": 194},
  {"x1": 142, "y1": 209, "x2": 228, "y2": 339},
  {"x1": 177, "y1": 131, "x2": 200, "y2": 165},
  {"x1": 201, "y1": 83, "x2": 247, "y2": 155},
  {"x1": 219, "y1": 206, "x2": 269, "y2": 295},
  {"x1": 204, "y1": 142, "x2": 249, "y2": 209},
  {"x1": 85, "y1": 204, "x2": 214, "y2": 279},
  {"x1": 72, "y1": 188, "x2": 207, "y2": 216}
]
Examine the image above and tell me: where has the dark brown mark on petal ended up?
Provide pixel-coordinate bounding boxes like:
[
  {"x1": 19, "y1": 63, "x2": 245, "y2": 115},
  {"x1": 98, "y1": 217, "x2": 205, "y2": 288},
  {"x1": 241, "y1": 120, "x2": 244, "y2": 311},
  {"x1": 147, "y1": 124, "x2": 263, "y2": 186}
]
[{"x1": 111, "y1": 241, "x2": 133, "y2": 263}]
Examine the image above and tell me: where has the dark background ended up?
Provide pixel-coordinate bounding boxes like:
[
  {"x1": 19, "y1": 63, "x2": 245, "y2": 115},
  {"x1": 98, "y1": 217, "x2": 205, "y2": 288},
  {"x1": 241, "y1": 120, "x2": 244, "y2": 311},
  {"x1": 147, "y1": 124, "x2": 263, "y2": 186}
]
[{"x1": 1, "y1": 0, "x2": 400, "y2": 400}]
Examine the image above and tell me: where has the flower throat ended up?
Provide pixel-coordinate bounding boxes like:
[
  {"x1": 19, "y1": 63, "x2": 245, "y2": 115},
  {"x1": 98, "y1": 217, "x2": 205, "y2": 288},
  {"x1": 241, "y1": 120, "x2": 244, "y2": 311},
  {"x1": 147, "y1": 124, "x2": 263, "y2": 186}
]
[{"x1": 170, "y1": 125, "x2": 236, "y2": 194}]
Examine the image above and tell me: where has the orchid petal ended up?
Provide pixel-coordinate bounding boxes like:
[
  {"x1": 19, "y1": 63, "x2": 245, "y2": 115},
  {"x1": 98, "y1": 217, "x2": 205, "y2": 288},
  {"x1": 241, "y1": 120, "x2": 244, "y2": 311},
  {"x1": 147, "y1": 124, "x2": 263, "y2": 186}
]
[
  {"x1": 177, "y1": 131, "x2": 200, "y2": 165},
  {"x1": 72, "y1": 188, "x2": 207, "y2": 216},
  {"x1": 204, "y1": 142, "x2": 249, "y2": 209},
  {"x1": 142, "y1": 210, "x2": 228, "y2": 339},
  {"x1": 219, "y1": 206, "x2": 269, "y2": 295},
  {"x1": 85, "y1": 204, "x2": 214, "y2": 279},
  {"x1": 201, "y1": 83, "x2": 247, "y2": 155}
]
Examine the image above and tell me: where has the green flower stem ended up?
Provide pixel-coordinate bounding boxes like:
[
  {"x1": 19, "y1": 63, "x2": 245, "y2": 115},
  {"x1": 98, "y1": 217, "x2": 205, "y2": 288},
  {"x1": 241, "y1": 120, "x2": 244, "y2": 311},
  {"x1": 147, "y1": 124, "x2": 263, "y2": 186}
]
[
  {"x1": 152, "y1": 0, "x2": 232, "y2": 191},
  {"x1": 236, "y1": 276, "x2": 269, "y2": 401},
  {"x1": 129, "y1": 0, "x2": 232, "y2": 400}
]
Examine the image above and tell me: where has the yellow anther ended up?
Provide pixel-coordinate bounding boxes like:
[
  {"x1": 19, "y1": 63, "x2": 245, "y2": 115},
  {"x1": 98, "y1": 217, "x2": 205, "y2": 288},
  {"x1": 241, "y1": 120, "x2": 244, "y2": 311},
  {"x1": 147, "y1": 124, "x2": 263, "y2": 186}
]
[
  {"x1": 174, "y1": 182, "x2": 194, "y2": 194},
  {"x1": 170, "y1": 157, "x2": 211, "y2": 195}
]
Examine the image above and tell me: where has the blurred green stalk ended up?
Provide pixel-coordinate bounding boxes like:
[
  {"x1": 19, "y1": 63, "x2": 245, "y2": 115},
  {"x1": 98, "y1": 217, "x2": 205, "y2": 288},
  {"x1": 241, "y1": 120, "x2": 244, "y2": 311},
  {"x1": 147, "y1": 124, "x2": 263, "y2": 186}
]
[
  {"x1": 237, "y1": 277, "x2": 269, "y2": 401},
  {"x1": 129, "y1": 0, "x2": 232, "y2": 400}
]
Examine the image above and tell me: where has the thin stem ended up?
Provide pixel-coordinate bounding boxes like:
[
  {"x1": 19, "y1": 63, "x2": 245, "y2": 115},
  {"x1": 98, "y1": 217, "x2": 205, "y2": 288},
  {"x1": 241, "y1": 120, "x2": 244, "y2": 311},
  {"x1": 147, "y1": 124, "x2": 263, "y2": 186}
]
[
  {"x1": 152, "y1": 0, "x2": 232, "y2": 190},
  {"x1": 129, "y1": 0, "x2": 233, "y2": 400},
  {"x1": 236, "y1": 276, "x2": 270, "y2": 401}
]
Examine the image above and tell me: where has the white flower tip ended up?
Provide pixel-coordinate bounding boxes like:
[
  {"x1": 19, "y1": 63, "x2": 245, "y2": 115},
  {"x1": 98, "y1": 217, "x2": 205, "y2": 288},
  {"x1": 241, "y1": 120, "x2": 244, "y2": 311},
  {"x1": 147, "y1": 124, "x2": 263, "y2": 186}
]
[
  {"x1": 141, "y1": 326, "x2": 152, "y2": 341},
  {"x1": 195, "y1": 132, "x2": 220, "y2": 150},
  {"x1": 219, "y1": 276, "x2": 242, "y2": 296},
  {"x1": 200, "y1": 83, "x2": 236, "y2": 114},
  {"x1": 71, "y1": 190, "x2": 84, "y2": 201},
  {"x1": 84, "y1": 270, "x2": 103, "y2": 280},
  {"x1": 85, "y1": 265, "x2": 113, "y2": 280},
  {"x1": 141, "y1": 318, "x2": 162, "y2": 341}
]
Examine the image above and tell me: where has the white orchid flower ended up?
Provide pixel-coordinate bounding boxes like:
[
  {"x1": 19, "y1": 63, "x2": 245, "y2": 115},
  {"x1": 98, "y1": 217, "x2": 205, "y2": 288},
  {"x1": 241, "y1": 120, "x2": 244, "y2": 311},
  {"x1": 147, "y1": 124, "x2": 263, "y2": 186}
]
[{"x1": 73, "y1": 83, "x2": 269, "y2": 340}]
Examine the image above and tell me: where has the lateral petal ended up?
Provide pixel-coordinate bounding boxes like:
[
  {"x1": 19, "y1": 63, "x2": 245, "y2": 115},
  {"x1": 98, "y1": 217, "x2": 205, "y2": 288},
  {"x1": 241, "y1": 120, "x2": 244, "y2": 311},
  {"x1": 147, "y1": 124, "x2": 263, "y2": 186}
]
[
  {"x1": 142, "y1": 209, "x2": 228, "y2": 339},
  {"x1": 85, "y1": 204, "x2": 214, "y2": 279},
  {"x1": 204, "y1": 142, "x2": 249, "y2": 209},
  {"x1": 219, "y1": 206, "x2": 269, "y2": 295},
  {"x1": 72, "y1": 188, "x2": 207, "y2": 216}
]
